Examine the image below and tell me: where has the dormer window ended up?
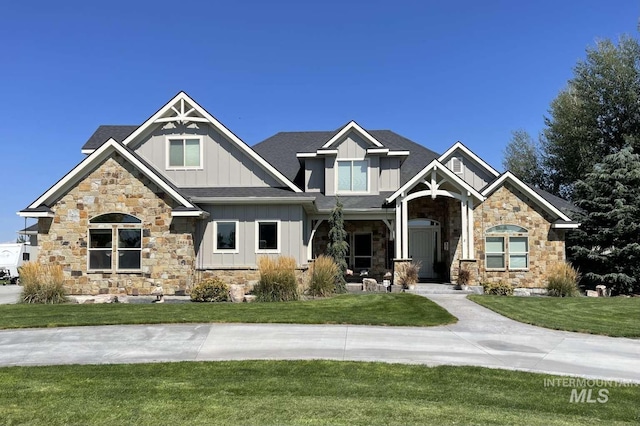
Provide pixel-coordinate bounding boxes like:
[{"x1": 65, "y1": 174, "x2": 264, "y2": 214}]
[
  {"x1": 452, "y1": 157, "x2": 463, "y2": 175},
  {"x1": 337, "y1": 160, "x2": 368, "y2": 193},
  {"x1": 167, "y1": 137, "x2": 202, "y2": 169}
]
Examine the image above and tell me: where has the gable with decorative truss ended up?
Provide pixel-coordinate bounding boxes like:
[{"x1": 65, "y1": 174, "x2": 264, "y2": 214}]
[{"x1": 117, "y1": 92, "x2": 301, "y2": 192}]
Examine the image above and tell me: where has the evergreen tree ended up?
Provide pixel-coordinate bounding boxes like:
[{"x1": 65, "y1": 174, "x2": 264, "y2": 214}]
[
  {"x1": 326, "y1": 197, "x2": 348, "y2": 293},
  {"x1": 542, "y1": 36, "x2": 640, "y2": 199},
  {"x1": 569, "y1": 147, "x2": 640, "y2": 295}
]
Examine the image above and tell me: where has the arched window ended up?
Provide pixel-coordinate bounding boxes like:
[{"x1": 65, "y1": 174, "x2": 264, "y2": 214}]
[
  {"x1": 485, "y1": 225, "x2": 529, "y2": 270},
  {"x1": 88, "y1": 213, "x2": 142, "y2": 272}
]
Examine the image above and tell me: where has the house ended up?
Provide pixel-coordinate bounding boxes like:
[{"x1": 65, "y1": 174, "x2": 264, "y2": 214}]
[{"x1": 18, "y1": 92, "x2": 578, "y2": 295}]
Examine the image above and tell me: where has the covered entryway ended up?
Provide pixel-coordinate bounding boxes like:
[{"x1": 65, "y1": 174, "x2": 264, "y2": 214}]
[{"x1": 408, "y1": 219, "x2": 440, "y2": 279}]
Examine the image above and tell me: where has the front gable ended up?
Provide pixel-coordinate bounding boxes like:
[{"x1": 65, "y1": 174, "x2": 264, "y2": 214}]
[
  {"x1": 99, "y1": 92, "x2": 301, "y2": 192},
  {"x1": 438, "y1": 142, "x2": 499, "y2": 191},
  {"x1": 19, "y1": 139, "x2": 204, "y2": 219}
]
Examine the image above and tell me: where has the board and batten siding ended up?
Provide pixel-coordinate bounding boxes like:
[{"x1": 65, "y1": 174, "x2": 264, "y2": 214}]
[
  {"x1": 441, "y1": 150, "x2": 495, "y2": 191},
  {"x1": 324, "y1": 132, "x2": 382, "y2": 195},
  {"x1": 304, "y1": 158, "x2": 325, "y2": 192},
  {"x1": 379, "y1": 157, "x2": 400, "y2": 191},
  {"x1": 134, "y1": 123, "x2": 282, "y2": 187},
  {"x1": 197, "y1": 204, "x2": 307, "y2": 268}
]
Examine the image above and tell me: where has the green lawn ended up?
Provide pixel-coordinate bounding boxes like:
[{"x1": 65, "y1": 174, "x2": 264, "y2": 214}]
[
  {"x1": 0, "y1": 293, "x2": 456, "y2": 329},
  {"x1": 469, "y1": 295, "x2": 640, "y2": 338},
  {"x1": 0, "y1": 361, "x2": 637, "y2": 425}
]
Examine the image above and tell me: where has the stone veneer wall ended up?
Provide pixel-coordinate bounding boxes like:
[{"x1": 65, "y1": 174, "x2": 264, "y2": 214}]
[
  {"x1": 312, "y1": 220, "x2": 390, "y2": 277},
  {"x1": 37, "y1": 154, "x2": 197, "y2": 295},
  {"x1": 474, "y1": 183, "x2": 566, "y2": 288}
]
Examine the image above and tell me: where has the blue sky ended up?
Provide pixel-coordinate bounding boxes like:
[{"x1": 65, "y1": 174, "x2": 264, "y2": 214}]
[{"x1": 0, "y1": 0, "x2": 637, "y2": 243}]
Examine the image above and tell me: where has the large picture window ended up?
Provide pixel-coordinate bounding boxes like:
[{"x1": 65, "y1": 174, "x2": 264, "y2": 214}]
[
  {"x1": 168, "y1": 137, "x2": 202, "y2": 168},
  {"x1": 214, "y1": 221, "x2": 238, "y2": 253},
  {"x1": 337, "y1": 160, "x2": 368, "y2": 192},
  {"x1": 256, "y1": 220, "x2": 280, "y2": 253},
  {"x1": 88, "y1": 213, "x2": 142, "y2": 271},
  {"x1": 485, "y1": 225, "x2": 529, "y2": 270}
]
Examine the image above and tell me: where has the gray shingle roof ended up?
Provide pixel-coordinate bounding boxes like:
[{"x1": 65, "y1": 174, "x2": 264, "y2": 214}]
[
  {"x1": 252, "y1": 130, "x2": 440, "y2": 186},
  {"x1": 526, "y1": 184, "x2": 580, "y2": 215},
  {"x1": 313, "y1": 193, "x2": 395, "y2": 211},
  {"x1": 181, "y1": 187, "x2": 314, "y2": 199},
  {"x1": 82, "y1": 125, "x2": 138, "y2": 150}
]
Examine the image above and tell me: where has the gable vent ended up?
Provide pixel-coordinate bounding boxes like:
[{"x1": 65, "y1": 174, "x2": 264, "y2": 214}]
[{"x1": 452, "y1": 157, "x2": 463, "y2": 175}]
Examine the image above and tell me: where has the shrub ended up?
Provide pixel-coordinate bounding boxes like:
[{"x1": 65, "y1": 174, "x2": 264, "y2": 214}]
[
  {"x1": 190, "y1": 277, "x2": 230, "y2": 302},
  {"x1": 308, "y1": 255, "x2": 339, "y2": 297},
  {"x1": 546, "y1": 262, "x2": 580, "y2": 297},
  {"x1": 482, "y1": 281, "x2": 513, "y2": 296},
  {"x1": 19, "y1": 262, "x2": 68, "y2": 304},
  {"x1": 395, "y1": 261, "x2": 422, "y2": 288},
  {"x1": 254, "y1": 256, "x2": 299, "y2": 302}
]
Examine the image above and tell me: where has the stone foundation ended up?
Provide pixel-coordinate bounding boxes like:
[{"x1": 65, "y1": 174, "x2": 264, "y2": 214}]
[{"x1": 197, "y1": 267, "x2": 308, "y2": 294}]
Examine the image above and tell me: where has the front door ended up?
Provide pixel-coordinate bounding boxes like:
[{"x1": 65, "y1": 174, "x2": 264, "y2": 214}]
[{"x1": 408, "y1": 220, "x2": 440, "y2": 279}]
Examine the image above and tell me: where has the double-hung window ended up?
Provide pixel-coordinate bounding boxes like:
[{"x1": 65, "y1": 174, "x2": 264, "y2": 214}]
[
  {"x1": 485, "y1": 225, "x2": 529, "y2": 270},
  {"x1": 88, "y1": 213, "x2": 142, "y2": 272},
  {"x1": 214, "y1": 221, "x2": 239, "y2": 253},
  {"x1": 337, "y1": 160, "x2": 368, "y2": 192},
  {"x1": 168, "y1": 137, "x2": 202, "y2": 168}
]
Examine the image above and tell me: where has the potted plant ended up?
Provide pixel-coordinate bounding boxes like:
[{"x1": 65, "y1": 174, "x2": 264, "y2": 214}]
[
  {"x1": 455, "y1": 269, "x2": 471, "y2": 290},
  {"x1": 396, "y1": 261, "x2": 421, "y2": 290}
]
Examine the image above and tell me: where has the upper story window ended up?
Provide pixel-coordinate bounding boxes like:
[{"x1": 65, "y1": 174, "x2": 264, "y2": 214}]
[
  {"x1": 337, "y1": 159, "x2": 368, "y2": 193},
  {"x1": 485, "y1": 225, "x2": 529, "y2": 270},
  {"x1": 167, "y1": 137, "x2": 202, "y2": 169},
  {"x1": 88, "y1": 213, "x2": 142, "y2": 272}
]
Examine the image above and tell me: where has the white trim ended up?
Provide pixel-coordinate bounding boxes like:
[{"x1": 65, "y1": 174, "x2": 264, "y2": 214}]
[
  {"x1": 335, "y1": 158, "x2": 370, "y2": 194},
  {"x1": 81, "y1": 149, "x2": 95, "y2": 155},
  {"x1": 551, "y1": 222, "x2": 580, "y2": 229},
  {"x1": 438, "y1": 141, "x2": 500, "y2": 177},
  {"x1": 387, "y1": 150, "x2": 410, "y2": 156},
  {"x1": 296, "y1": 152, "x2": 317, "y2": 158},
  {"x1": 307, "y1": 219, "x2": 324, "y2": 260},
  {"x1": 255, "y1": 220, "x2": 281, "y2": 254},
  {"x1": 316, "y1": 149, "x2": 339, "y2": 155},
  {"x1": 26, "y1": 139, "x2": 195, "y2": 211},
  {"x1": 321, "y1": 121, "x2": 384, "y2": 149},
  {"x1": 165, "y1": 136, "x2": 204, "y2": 170},
  {"x1": 481, "y1": 171, "x2": 572, "y2": 222},
  {"x1": 366, "y1": 148, "x2": 389, "y2": 154},
  {"x1": 121, "y1": 92, "x2": 302, "y2": 193},
  {"x1": 17, "y1": 211, "x2": 54, "y2": 218},
  {"x1": 213, "y1": 220, "x2": 240, "y2": 254},
  {"x1": 387, "y1": 160, "x2": 484, "y2": 204},
  {"x1": 170, "y1": 210, "x2": 207, "y2": 218}
]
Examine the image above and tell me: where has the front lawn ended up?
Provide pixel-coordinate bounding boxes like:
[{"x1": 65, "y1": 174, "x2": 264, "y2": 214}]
[
  {"x1": 0, "y1": 361, "x2": 637, "y2": 425},
  {"x1": 0, "y1": 293, "x2": 456, "y2": 329},
  {"x1": 469, "y1": 295, "x2": 640, "y2": 338}
]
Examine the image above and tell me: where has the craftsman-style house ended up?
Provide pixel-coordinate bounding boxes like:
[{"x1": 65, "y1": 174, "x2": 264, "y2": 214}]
[{"x1": 19, "y1": 92, "x2": 578, "y2": 295}]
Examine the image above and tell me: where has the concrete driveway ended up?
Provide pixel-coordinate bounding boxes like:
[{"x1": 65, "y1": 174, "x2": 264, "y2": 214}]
[
  {"x1": 0, "y1": 293, "x2": 637, "y2": 383},
  {"x1": 0, "y1": 285, "x2": 21, "y2": 304}
]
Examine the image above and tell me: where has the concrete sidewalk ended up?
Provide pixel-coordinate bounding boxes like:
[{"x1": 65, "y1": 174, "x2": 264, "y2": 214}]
[{"x1": 0, "y1": 294, "x2": 637, "y2": 383}]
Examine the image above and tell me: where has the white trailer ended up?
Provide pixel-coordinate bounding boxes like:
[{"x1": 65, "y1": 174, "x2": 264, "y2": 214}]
[{"x1": 0, "y1": 243, "x2": 38, "y2": 284}]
